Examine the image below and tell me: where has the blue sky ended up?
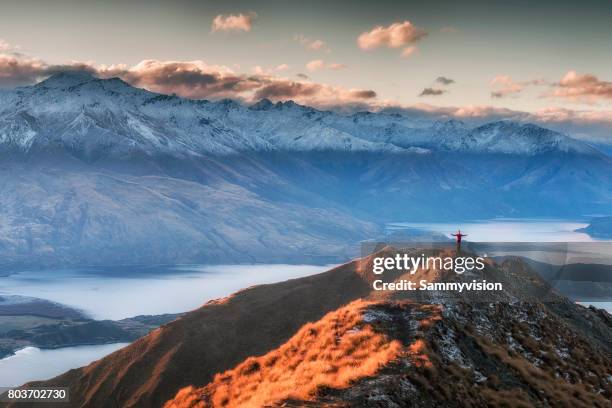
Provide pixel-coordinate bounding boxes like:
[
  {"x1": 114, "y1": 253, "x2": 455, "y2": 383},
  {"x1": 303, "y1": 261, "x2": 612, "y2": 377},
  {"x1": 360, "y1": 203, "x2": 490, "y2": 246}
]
[{"x1": 0, "y1": 0, "x2": 611, "y2": 140}]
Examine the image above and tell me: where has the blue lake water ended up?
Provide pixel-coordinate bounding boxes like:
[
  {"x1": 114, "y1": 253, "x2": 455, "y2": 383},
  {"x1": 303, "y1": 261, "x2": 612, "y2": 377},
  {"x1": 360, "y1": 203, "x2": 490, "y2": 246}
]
[
  {"x1": 0, "y1": 343, "x2": 129, "y2": 387},
  {"x1": 0, "y1": 263, "x2": 333, "y2": 386},
  {"x1": 0, "y1": 264, "x2": 335, "y2": 320},
  {"x1": 387, "y1": 218, "x2": 598, "y2": 242}
]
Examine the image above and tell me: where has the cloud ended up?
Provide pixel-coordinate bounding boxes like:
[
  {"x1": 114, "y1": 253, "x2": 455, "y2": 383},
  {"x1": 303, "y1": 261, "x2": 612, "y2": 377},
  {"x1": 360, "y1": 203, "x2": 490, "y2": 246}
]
[
  {"x1": 253, "y1": 81, "x2": 377, "y2": 107},
  {"x1": 490, "y1": 75, "x2": 524, "y2": 98},
  {"x1": 275, "y1": 64, "x2": 290, "y2": 72},
  {"x1": 0, "y1": 39, "x2": 14, "y2": 52},
  {"x1": 1, "y1": 50, "x2": 611, "y2": 144},
  {"x1": 490, "y1": 75, "x2": 547, "y2": 98},
  {"x1": 357, "y1": 21, "x2": 427, "y2": 57},
  {"x1": 400, "y1": 46, "x2": 417, "y2": 58},
  {"x1": 435, "y1": 76, "x2": 455, "y2": 85},
  {"x1": 350, "y1": 89, "x2": 377, "y2": 99},
  {"x1": 253, "y1": 82, "x2": 318, "y2": 99},
  {"x1": 551, "y1": 71, "x2": 612, "y2": 102},
  {"x1": 117, "y1": 60, "x2": 261, "y2": 99},
  {"x1": 0, "y1": 54, "x2": 46, "y2": 86},
  {"x1": 531, "y1": 106, "x2": 612, "y2": 142},
  {"x1": 306, "y1": 60, "x2": 346, "y2": 71},
  {"x1": 253, "y1": 64, "x2": 290, "y2": 75},
  {"x1": 122, "y1": 61, "x2": 371, "y2": 108},
  {"x1": 0, "y1": 53, "x2": 107, "y2": 87},
  {"x1": 306, "y1": 60, "x2": 325, "y2": 71},
  {"x1": 0, "y1": 48, "x2": 373, "y2": 109},
  {"x1": 416, "y1": 76, "x2": 454, "y2": 97},
  {"x1": 419, "y1": 87, "x2": 446, "y2": 97},
  {"x1": 294, "y1": 35, "x2": 330, "y2": 52},
  {"x1": 328, "y1": 63, "x2": 347, "y2": 70},
  {"x1": 211, "y1": 12, "x2": 256, "y2": 33}
]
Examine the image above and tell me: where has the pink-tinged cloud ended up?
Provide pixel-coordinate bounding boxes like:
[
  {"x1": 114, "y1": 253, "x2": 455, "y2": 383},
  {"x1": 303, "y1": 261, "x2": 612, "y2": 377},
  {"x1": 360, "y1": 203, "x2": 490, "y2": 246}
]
[
  {"x1": 211, "y1": 12, "x2": 256, "y2": 33},
  {"x1": 401, "y1": 46, "x2": 418, "y2": 58},
  {"x1": 0, "y1": 54, "x2": 108, "y2": 86},
  {"x1": 328, "y1": 63, "x2": 347, "y2": 70},
  {"x1": 357, "y1": 21, "x2": 427, "y2": 54},
  {"x1": 490, "y1": 75, "x2": 524, "y2": 98},
  {"x1": 275, "y1": 64, "x2": 290, "y2": 72},
  {"x1": 253, "y1": 81, "x2": 376, "y2": 108},
  {"x1": 306, "y1": 60, "x2": 346, "y2": 71},
  {"x1": 122, "y1": 60, "x2": 371, "y2": 107},
  {"x1": 0, "y1": 54, "x2": 46, "y2": 85},
  {"x1": 306, "y1": 60, "x2": 325, "y2": 71},
  {"x1": 120, "y1": 60, "x2": 262, "y2": 99},
  {"x1": 253, "y1": 64, "x2": 290, "y2": 75},
  {"x1": 1, "y1": 51, "x2": 611, "y2": 142},
  {"x1": 551, "y1": 71, "x2": 612, "y2": 102},
  {"x1": 294, "y1": 35, "x2": 329, "y2": 52},
  {"x1": 0, "y1": 39, "x2": 14, "y2": 52},
  {"x1": 0, "y1": 51, "x2": 373, "y2": 108},
  {"x1": 490, "y1": 75, "x2": 547, "y2": 98}
]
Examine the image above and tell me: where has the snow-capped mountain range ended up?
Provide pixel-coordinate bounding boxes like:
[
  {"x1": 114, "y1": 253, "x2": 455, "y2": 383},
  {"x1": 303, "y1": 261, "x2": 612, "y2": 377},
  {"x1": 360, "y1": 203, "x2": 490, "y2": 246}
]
[
  {"x1": 0, "y1": 71, "x2": 598, "y2": 157},
  {"x1": 0, "y1": 72, "x2": 610, "y2": 268}
]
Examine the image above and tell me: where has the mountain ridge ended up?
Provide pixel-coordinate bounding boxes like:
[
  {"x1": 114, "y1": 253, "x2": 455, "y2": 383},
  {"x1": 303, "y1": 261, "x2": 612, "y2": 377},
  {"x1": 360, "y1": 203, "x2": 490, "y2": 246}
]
[
  {"x1": 19, "y1": 249, "x2": 612, "y2": 407},
  {"x1": 0, "y1": 71, "x2": 602, "y2": 157},
  {"x1": 0, "y1": 72, "x2": 611, "y2": 267}
]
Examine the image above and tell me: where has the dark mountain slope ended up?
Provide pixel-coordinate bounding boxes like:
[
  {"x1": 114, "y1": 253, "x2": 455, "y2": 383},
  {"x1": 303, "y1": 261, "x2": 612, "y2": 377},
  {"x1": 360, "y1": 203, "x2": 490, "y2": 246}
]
[
  {"x1": 22, "y1": 261, "x2": 373, "y2": 407},
  {"x1": 23, "y1": 249, "x2": 612, "y2": 407}
]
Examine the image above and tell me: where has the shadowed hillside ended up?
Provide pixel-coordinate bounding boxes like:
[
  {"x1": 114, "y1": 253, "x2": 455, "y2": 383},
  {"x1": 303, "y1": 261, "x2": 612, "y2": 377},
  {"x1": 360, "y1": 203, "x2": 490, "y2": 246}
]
[
  {"x1": 19, "y1": 249, "x2": 612, "y2": 407},
  {"x1": 165, "y1": 300, "x2": 404, "y2": 408}
]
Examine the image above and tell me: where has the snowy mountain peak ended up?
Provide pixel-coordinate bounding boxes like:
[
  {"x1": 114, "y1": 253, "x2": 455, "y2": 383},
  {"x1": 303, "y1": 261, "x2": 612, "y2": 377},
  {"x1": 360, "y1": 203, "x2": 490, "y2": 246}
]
[
  {"x1": 249, "y1": 98, "x2": 274, "y2": 111},
  {"x1": 0, "y1": 75, "x2": 602, "y2": 157},
  {"x1": 432, "y1": 119, "x2": 467, "y2": 132},
  {"x1": 35, "y1": 71, "x2": 98, "y2": 89},
  {"x1": 466, "y1": 120, "x2": 597, "y2": 154}
]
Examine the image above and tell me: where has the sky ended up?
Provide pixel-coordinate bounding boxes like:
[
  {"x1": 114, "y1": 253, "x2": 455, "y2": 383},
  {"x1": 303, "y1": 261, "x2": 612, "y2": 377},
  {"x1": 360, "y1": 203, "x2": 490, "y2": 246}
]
[{"x1": 0, "y1": 0, "x2": 611, "y2": 141}]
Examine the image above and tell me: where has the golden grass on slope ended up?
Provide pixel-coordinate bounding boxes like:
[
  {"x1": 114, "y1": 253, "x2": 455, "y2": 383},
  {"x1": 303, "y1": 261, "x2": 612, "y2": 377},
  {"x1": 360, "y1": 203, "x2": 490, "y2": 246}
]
[
  {"x1": 165, "y1": 386, "x2": 205, "y2": 408},
  {"x1": 165, "y1": 300, "x2": 402, "y2": 408}
]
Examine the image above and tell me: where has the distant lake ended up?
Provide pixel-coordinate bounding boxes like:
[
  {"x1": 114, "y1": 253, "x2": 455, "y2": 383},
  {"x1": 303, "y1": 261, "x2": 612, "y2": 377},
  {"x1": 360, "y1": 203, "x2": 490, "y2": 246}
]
[
  {"x1": 387, "y1": 218, "x2": 603, "y2": 242},
  {"x1": 579, "y1": 301, "x2": 612, "y2": 313},
  {"x1": 0, "y1": 343, "x2": 129, "y2": 387},
  {"x1": 0, "y1": 264, "x2": 335, "y2": 320},
  {"x1": 388, "y1": 219, "x2": 612, "y2": 312},
  {"x1": 0, "y1": 264, "x2": 335, "y2": 386}
]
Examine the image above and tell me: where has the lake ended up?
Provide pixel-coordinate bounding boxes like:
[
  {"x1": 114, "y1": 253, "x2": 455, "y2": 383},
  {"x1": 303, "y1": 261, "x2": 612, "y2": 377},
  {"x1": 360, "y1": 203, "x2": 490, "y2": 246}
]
[
  {"x1": 0, "y1": 263, "x2": 334, "y2": 386},
  {"x1": 3, "y1": 219, "x2": 606, "y2": 323},
  {"x1": 0, "y1": 264, "x2": 336, "y2": 320},
  {"x1": 387, "y1": 218, "x2": 597, "y2": 242},
  {"x1": 388, "y1": 219, "x2": 612, "y2": 313},
  {"x1": 0, "y1": 343, "x2": 129, "y2": 387}
]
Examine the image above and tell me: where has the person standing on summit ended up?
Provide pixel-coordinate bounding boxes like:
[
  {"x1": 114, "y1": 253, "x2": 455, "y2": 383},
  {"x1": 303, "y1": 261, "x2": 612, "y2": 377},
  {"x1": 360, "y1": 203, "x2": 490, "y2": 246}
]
[{"x1": 451, "y1": 229, "x2": 467, "y2": 253}]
